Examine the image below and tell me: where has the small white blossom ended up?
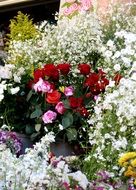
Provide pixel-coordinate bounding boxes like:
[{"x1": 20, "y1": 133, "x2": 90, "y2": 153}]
[{"x1": 10, "y1": 87, "x2": 20, "y2": 95}]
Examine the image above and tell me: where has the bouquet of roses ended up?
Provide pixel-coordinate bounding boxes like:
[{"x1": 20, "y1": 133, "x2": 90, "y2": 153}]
[{"x1": 27, "y1": 63, "x2": 109, "y2": 145}]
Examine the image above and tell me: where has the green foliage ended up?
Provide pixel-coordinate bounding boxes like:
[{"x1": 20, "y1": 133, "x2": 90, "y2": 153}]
[
  {"x1": 66, "y1": 128, "x2": 77, "y2": 141},
  {"x1": 7, "y1": 11, "x2": 38, "y2": 41},
  {"x1": 62, "y1": 112, "x2": 73, "y2": 128}
]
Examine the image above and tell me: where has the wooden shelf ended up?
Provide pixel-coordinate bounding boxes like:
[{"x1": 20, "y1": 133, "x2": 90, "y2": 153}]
[{"x1": 0, "y1": 0, "x2": 60, "y2": 12}]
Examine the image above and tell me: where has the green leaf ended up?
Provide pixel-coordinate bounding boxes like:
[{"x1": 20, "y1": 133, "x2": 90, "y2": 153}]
[
  {"x1": 62, "y1": 99, "x2": 70, "y2": 109},
  {"x1": 35, "y1": 124, "x2": 41, "y2": 132},
  {"x1": 68, "y1": 10, "x2": 79, "y2": 19},
  {"x1": 25, "y1": 125, "x2": 34, "y2": 135},
  {"x1": 62, "y1": 112, "x2": 73, "y2": 128},
  {"x1": 31, "y1": 132, "x2": 40, "y2": 141},
  {"x1": 61, "y1": 2, "x2": 71, "y2": 8},
  {"x1": 30, "y1": 108, "x2": 42, "y2": 119},
  {"x1": 26, "y1": 90, "x2": 33, "y2": 101},
  {"x1": 66, "y1": 128, "x2": 77, "y2": 141}
]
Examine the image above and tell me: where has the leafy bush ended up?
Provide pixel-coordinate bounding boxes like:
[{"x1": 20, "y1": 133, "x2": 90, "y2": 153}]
[{"x1": 7, "y1": 11, "x2": 38, "y2": 41}]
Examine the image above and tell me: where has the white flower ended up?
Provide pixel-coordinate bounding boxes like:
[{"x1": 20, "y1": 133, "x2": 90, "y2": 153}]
[
  {"x1": 68, "y1": 171, "x2": 89, "y2": 189},
  {"x1": 10, "y1": 87, "x2": 20, "y2": 95},
  {"x1": 105, "y1": 50, "x2": 113, "y2": 58},
  {"x1": 107, "y1": 40, "x2": 114, "y2": 48},
  {"x1": 113, "y1": 51, "x2": 121, "y2": 59},
  {"x1": 107, "y1": 80, "x2": 115, "y2": 88},
  {"x1": 114, "y1": 64, "x2": 121, "y2": 71},
  {"x1": 59, "y1": 124, "x2": 64, "y2": 130},
  {"x1": 14, "y1": 75, "x2": 21, "y2": 83},
  {"x1": 120, "y1": 126, "x2": 127, "y2": 132},
  {"x1": 104, "y1": 133, "x2": 111, "y2": 139},
  {"x1": 0, "y1": 94, "x2": 4, "y2": 101},
  {"x1": 131, "y1": 73, "x2": 136, "y2": 81}
]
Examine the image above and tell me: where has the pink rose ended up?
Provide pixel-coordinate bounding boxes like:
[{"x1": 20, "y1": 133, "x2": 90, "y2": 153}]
[
  {"x1": 64, "y1": 86, "x2": 74, "y2": 96},
  {"x1": 55, "y1": 102, "x2": 66, "y2": 114},
  {"x1": 80, "y1": 0, "x2": 92, "y2": 11},
  {"x1": 42, "y1": 110, "x2": 57, "y2": 124},
  {"x1": 63, "y1": 3, "x2": 79, "y2": 16},
  {"x1": 33, "y1": 78, "x2": 52, "y2": 93}
]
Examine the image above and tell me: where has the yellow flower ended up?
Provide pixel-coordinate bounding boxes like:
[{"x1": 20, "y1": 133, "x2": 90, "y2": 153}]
[
  {"x1": 123, "y1": 162, "x2": 129, "y2": 167},
  {"x1": 124, "y1": 170, "x2": 133, "y2": 177},
  {"x1": 118, "y1": 152, "x2": 136, "y2": 166},
  {"x1": 131, "y1": 159, "x2": 136, "y2": 168},
  {"x1": 124, "y1": 166, "x2": 136, "y2": 178},
  {"x1": 59, "y1": 86, "x2": 65, "y2": 93}
]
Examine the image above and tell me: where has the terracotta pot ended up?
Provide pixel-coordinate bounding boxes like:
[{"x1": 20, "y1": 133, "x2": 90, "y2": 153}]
[{"x1": 16, "y1": 133, "x2": 33, "y2": 155}]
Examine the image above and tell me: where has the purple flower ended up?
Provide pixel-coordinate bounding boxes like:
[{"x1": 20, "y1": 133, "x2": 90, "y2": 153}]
[
  {"x1": 42, "y1": 110, "x2": 57, "y2": 124},
  {"x1": 95, "y1": 187, "x2": 105, "y2": 190},
  {"x1": 64, "y1": 86, "x2": 74, "y2": 96},
  {"x1": 0, "y1": 131, "x2": 22, "y2": 155},
  {"x1": 61, "y1": 182, "x2": 70, "y2": 190},
  {"x1": 97, "y1": 171, "x2": 110, "y2": 181}
]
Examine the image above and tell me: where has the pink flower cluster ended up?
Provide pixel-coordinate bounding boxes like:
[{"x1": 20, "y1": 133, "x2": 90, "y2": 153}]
[
  {"x1": 34, "y1": 78, "x2": 74, "y2": 124},
  {"x1": 63, "y1": 0, "x2": 92, "y2": 16},
  {"x1": 42, "y1": 110, "x2": 57, "y2": 124},
  {"x1": 33, "y1": 78, "x2": 52, "y2": 93}
]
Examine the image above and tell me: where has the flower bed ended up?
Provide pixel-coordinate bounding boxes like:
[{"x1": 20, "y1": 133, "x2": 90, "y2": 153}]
[{"x1": 0, "y1": 1, "x2": 136, "y2": 189}]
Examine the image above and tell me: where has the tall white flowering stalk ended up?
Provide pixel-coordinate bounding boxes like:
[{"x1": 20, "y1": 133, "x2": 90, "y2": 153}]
[{"x1": 86, "y1": 68, "x2": 136, "y2": 179}]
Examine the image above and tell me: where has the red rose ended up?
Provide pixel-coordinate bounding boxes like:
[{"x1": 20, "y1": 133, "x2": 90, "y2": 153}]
[
  {"x1": 44, "y1": 64, "x2": 59, "y2": 80},
  {"x1": 27, "y1": 80, "x2": 34, "y2": 89},
  {"x1": 78, "y1": 107, "x2": 89, "y2": 117},
  {"x1": 98, "y1": 69, "x2": 106, "y2": 77},
  {"x1": 69, "y1": 97, "x2": 83, "y2": 108},
  {"x1": 114, "y1": 73, "x2": 122, "y2": 85},
  {"x1": 57, "y1": 63, "x2": 71, "y2": 75},
  {"x1": 78, "y1": 64, "x2": 91, "y2": 75},
  {"x1": 53, "y1": 70, "x2": 60, "y2": 81},
  {"x1": 34, "y1": 69, "x2": 44, "y2": 83},
  {"x1": 85, "y1": 92, "x2": 92, "y2": 98},
  {"x1": 84, "y1": 73, "x2": 99, "y2": 87},
  {"x1": 46, "y1": 90, "x2": 61, "y2": 104},
  {"x1": 50, "y1": 83, "x2": 56, "y2": 91},
  {"x1": 90, "y1": 78, "x2": 109, "y2": 95},
  {"x1": 101, "y1": 77, "x2": 109, "y2": 86}
]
